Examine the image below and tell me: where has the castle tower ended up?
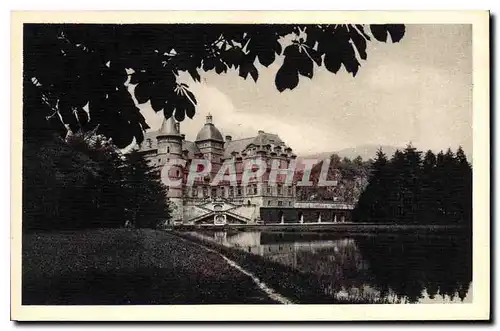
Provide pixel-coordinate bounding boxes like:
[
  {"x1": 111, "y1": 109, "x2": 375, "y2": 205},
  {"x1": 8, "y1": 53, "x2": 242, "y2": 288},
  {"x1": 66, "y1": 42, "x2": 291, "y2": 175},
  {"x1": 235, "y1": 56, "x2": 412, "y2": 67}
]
[
  {"x1": 157, "y1": 116, "x2": 184, "y2": 223},
  {"x1": 195, "y1": 114, "x2": 225, "y2": 178}
]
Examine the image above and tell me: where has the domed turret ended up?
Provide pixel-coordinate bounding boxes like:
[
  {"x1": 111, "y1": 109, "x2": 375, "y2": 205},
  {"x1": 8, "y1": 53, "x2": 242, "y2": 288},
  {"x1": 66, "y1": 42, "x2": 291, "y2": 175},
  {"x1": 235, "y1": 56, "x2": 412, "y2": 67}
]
[{"x1": 195, "y1": 113, "x2": 224, "y2": 142}]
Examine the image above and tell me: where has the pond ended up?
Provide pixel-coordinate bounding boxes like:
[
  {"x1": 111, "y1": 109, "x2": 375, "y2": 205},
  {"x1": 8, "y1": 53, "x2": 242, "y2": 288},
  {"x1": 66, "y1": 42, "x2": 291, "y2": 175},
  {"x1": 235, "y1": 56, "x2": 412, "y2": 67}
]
[{"x1": 189, "y1": 230, "x2": 472, "y2": 304}]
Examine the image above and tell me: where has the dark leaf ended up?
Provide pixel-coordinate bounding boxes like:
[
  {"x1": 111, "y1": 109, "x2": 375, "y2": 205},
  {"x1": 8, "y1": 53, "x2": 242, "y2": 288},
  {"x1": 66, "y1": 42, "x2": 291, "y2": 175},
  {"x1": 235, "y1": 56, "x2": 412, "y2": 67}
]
[
  {"x1": 324, "y1": 51, "x2": 341, "y2": 74},
  {"x1": 307, "y1": 48, "x2": 322, "y2": 66},
  {"x1": 174, "y1": 107, "x2": 186, "y2": 121},
  {"x1": 249, "y1": 65, "x2": 259, "y2": 82},
  {"x1": 386, "y1": 24, "x2": 406, "y2": 43},
  {"x1": 297, "y1": 51, "x2": 313, "y2": 78},
  {"x1": 202, "y1": 58, "x2": 216, "y2": 71},
  {"x1": 284, "y1": 44, "x2": 301, "y2": 59},
  {"x1": 163, "y1": 103, "x2": 174, "y2": 120},
  {"x1": 238, "y1": 55, "x2": 258, "y2": 81},
  {"x1": 274, "y1": 41, "x2": 282, "y2": 55},
  {"x1": 370, "y1": 25, "x2": 387, "y2": 42},
  {"x1": 355, "y1": 24, "x2": 371, "y2": 40},
  {"x1": 275, "y1": 62, "x2": 299, "y2": 92},
  {"x1": 215, "y1": 61, "x2": 227, "y2": 74},
  {"x1": 185, "y1": 100, "x2": 195, "y2": 119},
  {"x1": 349, "y1": 27, "x2": 368, "y2": 60},
  {"x1": 185, "y1": 90, "x2": 197, "y2": 105},
  {"x1": 150, "y1": 94, "x2": 166, "y2": 112},
  {"x1": 134, "y1": 81, "x2": 151, "y2": 104},
  {"x1": 342, "y1": 54, "x2": 360, "y2": 76},
  {"x1": 258, "y1": 50, "x2": 275, "y2": 67},
  {"x1": 188, "y1": 67, "x2": 201, "y2": 82},
  {"x1": 131, "y1": 122, "x2": 145, "y2": 145}
]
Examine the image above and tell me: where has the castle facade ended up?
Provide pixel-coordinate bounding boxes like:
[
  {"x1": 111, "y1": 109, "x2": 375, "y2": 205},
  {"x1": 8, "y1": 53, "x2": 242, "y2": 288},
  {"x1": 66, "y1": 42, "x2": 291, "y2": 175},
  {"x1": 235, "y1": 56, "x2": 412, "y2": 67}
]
[{"x1": 137, "y1": 114, "x2": 299, "y2": 225}]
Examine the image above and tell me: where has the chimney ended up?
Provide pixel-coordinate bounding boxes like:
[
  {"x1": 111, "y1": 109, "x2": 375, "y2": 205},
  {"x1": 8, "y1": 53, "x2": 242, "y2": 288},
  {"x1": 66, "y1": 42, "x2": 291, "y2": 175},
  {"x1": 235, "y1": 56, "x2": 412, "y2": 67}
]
[
  {"x1": 206, "y1": 113, "x2": 213, "y2": 124},
  {"x1": 225, "y1": 135, "x2": 232, "y2": 142},
  {"x1": 258, "y1": 130, "x2": 265, "y2": 135}
]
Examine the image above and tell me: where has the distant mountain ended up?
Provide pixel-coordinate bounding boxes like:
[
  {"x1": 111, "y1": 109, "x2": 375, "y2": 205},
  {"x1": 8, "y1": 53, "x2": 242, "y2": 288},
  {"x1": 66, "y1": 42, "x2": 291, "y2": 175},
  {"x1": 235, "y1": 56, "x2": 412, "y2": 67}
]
[
  {"x1": 297, "y1": 145, "x2": 401, "y2": 166},
  {"x1": 298, "y1": 144, "x2": 472, "y2": 165},
  {"x1": 333, "y1": 145, "x2": 402, "y2": 161}
]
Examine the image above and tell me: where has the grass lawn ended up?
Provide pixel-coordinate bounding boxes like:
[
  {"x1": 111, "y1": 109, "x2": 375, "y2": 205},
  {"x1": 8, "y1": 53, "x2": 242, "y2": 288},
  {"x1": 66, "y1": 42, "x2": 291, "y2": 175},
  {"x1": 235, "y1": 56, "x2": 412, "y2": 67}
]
[{"x1": 22, "y1": 228, "x2": 275, "y2": 305}]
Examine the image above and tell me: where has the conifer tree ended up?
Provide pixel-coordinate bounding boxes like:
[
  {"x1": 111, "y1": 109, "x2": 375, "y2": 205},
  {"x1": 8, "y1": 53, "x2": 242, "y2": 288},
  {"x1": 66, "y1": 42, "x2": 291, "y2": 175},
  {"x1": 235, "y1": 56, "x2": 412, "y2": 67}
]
[
  {"x1": 122, "y1": 150, "x2": 171, "y2": 229},
  {"x1": 354, "y1": 148, "x2": 390, "y2": 222},
  {"x1": 420, "y1": 150, "x2": 438, "y2": 221}
]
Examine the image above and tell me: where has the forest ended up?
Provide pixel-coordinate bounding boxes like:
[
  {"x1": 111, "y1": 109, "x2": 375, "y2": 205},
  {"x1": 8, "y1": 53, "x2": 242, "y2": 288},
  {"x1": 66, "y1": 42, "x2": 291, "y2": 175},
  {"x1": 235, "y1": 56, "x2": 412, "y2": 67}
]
[
  {"x1": 296, "y1": 155, "x2": 371, "y2": 204},
  {"x1": 22, "y1": 131, "x2": 170, "y2": 232},
  {"x1": 353, "y1": 145, "x2": 472, "y2": 225}
]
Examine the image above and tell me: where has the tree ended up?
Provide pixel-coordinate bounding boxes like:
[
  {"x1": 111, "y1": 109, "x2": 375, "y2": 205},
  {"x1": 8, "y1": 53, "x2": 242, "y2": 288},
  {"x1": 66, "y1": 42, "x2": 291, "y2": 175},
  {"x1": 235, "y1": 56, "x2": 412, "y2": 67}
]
[
  {"x1": 22, "y1": 131, "x2": 171, "y2": 232},
  {"x1": 354, "y1": 144, "x2": 472, "y2": 226},
  {"x1": 353, "y1": 148, "x2": 390, "y2": 222},
  {"x1": 24, "y1": 24, "x2": 405, "y2": 147},
  {"x1": 420, "y1": 150, "x2": 438, "y2": 220},
  {"x1": 122, "y1": 150, "x2": 171, "y2": 229}
]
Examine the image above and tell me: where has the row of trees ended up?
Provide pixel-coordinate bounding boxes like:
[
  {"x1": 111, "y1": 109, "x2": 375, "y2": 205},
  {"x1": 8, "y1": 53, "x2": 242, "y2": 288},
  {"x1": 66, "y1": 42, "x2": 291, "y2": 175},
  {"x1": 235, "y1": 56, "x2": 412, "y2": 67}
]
[
  {"x1": 23, "y1": 132, "x2": 171, "y2": 232},
  {"x1": 353, "y1": 145, "x2": 472, "y2": 225}
]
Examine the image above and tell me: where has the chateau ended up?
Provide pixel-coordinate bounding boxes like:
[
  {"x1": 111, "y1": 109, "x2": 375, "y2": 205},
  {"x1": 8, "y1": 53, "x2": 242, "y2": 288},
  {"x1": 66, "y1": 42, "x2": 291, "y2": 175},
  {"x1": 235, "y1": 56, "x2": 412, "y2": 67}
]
[{"x1": 137, "y1": 114, "x2": 306, "y2": 225}]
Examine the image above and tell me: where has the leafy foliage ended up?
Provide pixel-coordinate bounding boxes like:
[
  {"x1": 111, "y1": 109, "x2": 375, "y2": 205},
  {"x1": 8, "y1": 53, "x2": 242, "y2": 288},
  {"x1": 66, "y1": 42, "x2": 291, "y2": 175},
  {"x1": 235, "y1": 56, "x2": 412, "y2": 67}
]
[
  {"x1": 24, "y1": 23, "x2": 405, "y2": 148},
  {"x1": 296, "y1": 154, "x2": 371, "y2": 203},
  {"x1": 353, "y1": 144, "x2": 472, "y2": 225},
  {"x1": 22, "y1": 133, "x2": 171, "y2": 232}
]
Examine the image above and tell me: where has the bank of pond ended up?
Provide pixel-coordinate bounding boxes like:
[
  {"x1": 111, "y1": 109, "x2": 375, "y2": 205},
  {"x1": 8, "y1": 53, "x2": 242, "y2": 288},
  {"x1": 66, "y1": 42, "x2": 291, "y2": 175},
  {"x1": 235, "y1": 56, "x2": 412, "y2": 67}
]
[{"x1": 174, "y1": 228, "x2": 472, "y2": 304}]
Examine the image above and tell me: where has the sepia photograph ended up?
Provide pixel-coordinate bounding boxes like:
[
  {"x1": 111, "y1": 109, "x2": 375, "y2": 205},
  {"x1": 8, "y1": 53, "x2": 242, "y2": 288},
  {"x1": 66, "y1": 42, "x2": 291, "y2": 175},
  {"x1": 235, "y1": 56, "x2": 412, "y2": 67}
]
[{"x1": 10, "y1": 10, "x2": 490, "y2": 321}]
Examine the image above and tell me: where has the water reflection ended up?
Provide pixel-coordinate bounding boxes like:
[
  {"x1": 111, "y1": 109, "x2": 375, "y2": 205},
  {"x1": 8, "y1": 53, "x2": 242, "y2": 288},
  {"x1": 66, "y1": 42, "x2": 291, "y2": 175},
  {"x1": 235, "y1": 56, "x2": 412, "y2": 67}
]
[{"x1": 192, "y1": 230, "x2": 472, "y2": 304}]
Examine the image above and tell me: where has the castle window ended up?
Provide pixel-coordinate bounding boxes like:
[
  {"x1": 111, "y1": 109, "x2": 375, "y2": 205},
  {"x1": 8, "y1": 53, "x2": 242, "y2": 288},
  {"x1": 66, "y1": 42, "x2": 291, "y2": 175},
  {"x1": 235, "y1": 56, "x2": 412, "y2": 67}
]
[
  {"x1": 253, "y1": 185, "x2": 258, "y2": 195},
  {"x1": 267, "y1": 186, "x2": 272, "y2": 195},
  {"x1": 237, "y1": 186, "x2": 242, "y2": 196},
  {"x1": 277, "y1": 184, "x2": 283, "y2": 196},
  {"x1": 211, "y1": 188, "x2": 217, "y2": 197},
  {"x1": 229, "y1": 187, "x2": 234, "y2": 197},
  {"x1": 278, "y1": 201, "x2": 283, "y2": 206},
  {"x1": 176, "y1": 170, "x2": 180, "y2": 177},
  {"x1": 203, "y1": 187, "x2": 208, "y2": 197},
  {"x1": 267, "y1": 200, "x2": 272, "y2": 206},
  {"x1": 146, "y1": 139, "x2": 152, "y2": 148},
  {"x1": 167, "y1": 147, "x2": 170, "y2": 153}
]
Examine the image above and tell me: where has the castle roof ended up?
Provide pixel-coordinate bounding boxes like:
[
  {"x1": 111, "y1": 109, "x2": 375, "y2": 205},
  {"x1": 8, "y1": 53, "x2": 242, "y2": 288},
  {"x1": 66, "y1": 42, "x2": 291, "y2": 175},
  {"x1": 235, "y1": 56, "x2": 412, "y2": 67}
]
[
  {"x1": 136, "y1": 123, "x2": 293, "y2": 160},
  {"x1": 223, "y1": 131, "x2": 288, "y2": 159},
  {"x1": 158, "y1": 116, "x2": 180, "y2": 137},
  {"x1": 182, "y1": 140, "x2": 201, "y2": 158},
  {"x1": 195, "y1": 114, "x2": 224, "y2": 142}
]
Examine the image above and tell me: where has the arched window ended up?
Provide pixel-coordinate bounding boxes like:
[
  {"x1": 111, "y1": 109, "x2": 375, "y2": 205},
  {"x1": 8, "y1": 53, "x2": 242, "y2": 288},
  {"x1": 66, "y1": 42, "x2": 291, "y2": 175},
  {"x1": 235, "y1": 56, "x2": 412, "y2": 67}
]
[{"x1": 167, "y1": 146, "x2": 170, "y2": 153}]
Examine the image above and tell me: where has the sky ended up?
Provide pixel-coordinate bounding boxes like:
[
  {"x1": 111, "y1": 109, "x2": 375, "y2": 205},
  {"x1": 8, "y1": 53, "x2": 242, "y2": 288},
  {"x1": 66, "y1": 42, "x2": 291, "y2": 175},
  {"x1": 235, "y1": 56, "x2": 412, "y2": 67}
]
[{"x1": 136, "y1": 24, "x2": 472, "y2": 157}]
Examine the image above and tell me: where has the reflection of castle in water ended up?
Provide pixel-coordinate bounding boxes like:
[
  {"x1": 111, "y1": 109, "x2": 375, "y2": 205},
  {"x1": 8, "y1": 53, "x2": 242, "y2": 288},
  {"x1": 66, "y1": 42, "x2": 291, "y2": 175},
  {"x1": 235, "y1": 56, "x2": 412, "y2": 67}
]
[
  {"x1": 212, "y1": 231, "x2": 369, "y2": 273},
  {"x1": 201, "y1": 231, "x2": 472, "y2": 304}
]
